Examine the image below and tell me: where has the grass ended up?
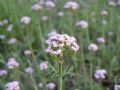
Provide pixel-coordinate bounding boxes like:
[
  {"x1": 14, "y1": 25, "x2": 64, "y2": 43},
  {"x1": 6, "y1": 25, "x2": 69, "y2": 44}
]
[{"x1": 0, "y1": 0, "x2": 120, "y2": 90}]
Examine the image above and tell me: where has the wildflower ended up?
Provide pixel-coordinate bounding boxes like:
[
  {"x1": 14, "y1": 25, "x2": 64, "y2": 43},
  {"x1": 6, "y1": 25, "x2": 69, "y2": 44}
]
[
  {"x1": 101, "y1": 10, "x2": 108, "y2": 16},
  {"x1": 6, "y1": 81, "x2": 20, "y2": 90},
  {"x1": 117, "y1": 0, "x2": 120, "y2": 5},
  {"x1": 108, "y1": 1, "x2": 116, "y2": 6},
  {"x1": 23, "y1": 49, "x2": 32, "y2": 56},
  {"x1": 41, "y1": 16, "x2": 48, "y2": 21},
  {"x1": 47, "y1": 82, "x2": 56, "y2": 90},
  {"x1": 31, "y1": 3, "x2": 42, "y2": 11},
  {"x1": 57, "y1": 11, "x2": 64, "y2": 17},
  {"x1": 3, "y1": 19, "x2": 9, "y2": 24},
  {"x1": 0, "y1": 21, "x2": 4, "y2": 26},
  {"x1": 94, "y1": 69, "x2": 107, "y2": 79},
  {"x1": 38, "y1": 82, "x2": 43, "y2": 88},
  {"x1": 0, "y1": 69, "x2": 7, "y2": 76},
  {"x1": 7, "y1": 57, "x2": 19, "y2": 69},
  {"x1": 108, "y1": 31, "x2": 113, "y2": 36},
  {"x1": 114, "y1": 84, "x2": 120, "y2": 90},
  {"x1": 20, "y1": 16, "x2": 31, "y2": 25},
  {"x1": 97, "y1": 37, "x2": 105, "y2": 43},
  {"x1": 7, "y1": 24, "x2": 13, "y2": 31},
  {"x1": 39, "y1": 61, "x2": 48, "y2": 71},
  {"x1": 45, "y1": 1, "x2": 55, "y2": 9},
  {"x1": 102, "y1": 20, "x2": 107, "y2": 25},
  {"x1": 45, "y1": 32, "x2": 79, "y2": 56},
  {"x1": 7, "y1": 38, "x2": 17, "y2": 44},
  {"x1": 76, "y1": 20, "x2": 88, "y2": 29},
  {"x1": 0, "y1": 34, "x2": 5, "y2": 39},
  {"x1": 64, "y1": 1, "x2": 79, "y2": 10},
  {"x1": 25, "y1": 67, "x2": 33, "y2": 74},
  {"x1": 88, "y1": 43, "x2": 98, "y2": 52}
]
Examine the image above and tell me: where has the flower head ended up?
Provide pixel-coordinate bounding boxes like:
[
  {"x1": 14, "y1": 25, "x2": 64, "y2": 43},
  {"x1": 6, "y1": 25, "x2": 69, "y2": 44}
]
[
  {"x1": 0, "y1": 69, "x2": 7, "y2": 76},
  {"x1": 76, "y1": 20, "x2": 88, "y2": 29},
  {"x1": 94, "y1": 69, "x2": 107, "y2": 79},
  {"x1": 6, "y1": 81, "x2": 20, "y2": 90},
  {"x1": 7, "y1": 57, "x2": 20, "y2": 69},
  {"x1": 39, "y1": 61, "x2": 48, "y2": 71},
  {"x1": 45, "y1": 32, "x2": 79, "y2": 56},
  {"x1": 47, "y1": 82, "x2": 56, "y2": 90},
  {"x1": 64, "y1": 1, "x2": 79, "y2": 10},
  {"x1": 20, "y1": 16, "x2": 31, "y2": 25},
  {"x1": 88, "y1": 43, "x2": 98, "y2": 52},
  {"x1": 25, "y1": 67, "x2": 33, "y2": 74}
]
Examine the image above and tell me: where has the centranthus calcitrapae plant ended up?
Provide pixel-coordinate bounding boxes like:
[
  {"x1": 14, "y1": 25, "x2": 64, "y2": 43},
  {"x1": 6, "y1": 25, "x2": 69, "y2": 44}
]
[{"x1": 45, "y1": 32, "x2": 79, "y2": 90}]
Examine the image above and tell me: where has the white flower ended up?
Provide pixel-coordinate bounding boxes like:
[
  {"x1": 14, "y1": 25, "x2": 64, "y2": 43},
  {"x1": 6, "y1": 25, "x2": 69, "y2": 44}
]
[
  {"x1": 7, "y1": 57, "x2": 19, "y2": 69},
  {"x1": 101, "y1": 10, "x2": 108, "y2": 16},
  {"x1": 23, "y1": 49, "x2": 32, "y2": 56},
  {"x1": 7, "y1": 38, "x2": 17, "y2": 44},
  {"x1": 3, "y1": 19, "x2": 9, "y2": 24},
  {"x1": 109, "y1": 1, "x2": 116, "y2": 6},
  {"x1": 47, "y1": 82, "x2": 56, "y2": 90},
  {"x1": 64, "y1": 1, "x2": 79, "y2": 10},
  {"x1": 76, "y1": 20, "x2": 88, "y2": 29},
  {"x1": 31, "y1": 3, "x2": 42, "y2": 11},
  {"x1": 114, "y1": 84, "x2": 120, "y2": 90},
  {"x1": 39, "y1": 62, "x2": 48, "y2": 71},
  {"x1": 7, "y1": 24, "x2": 13, "y2": 31},
  {"x1": 0, "y1": 34, "x2": 5, "y2": 39},
  {"x1": 20, "y1": 16, "x2": 31, "y2": 24},
  {"x1": 102, "y1": 20, "x2": 107, "y2": 25},
  {"x1": 6, "y1": 81, "x2": 20, "y2": 90},
  {"x1": 57, "y1": 11, "x2": 64, "y2": 17},
  {"x1": 41, "y1": 16, "x2": 48, "y2": 21},
  {"x1": 94, "y1": 69, "x2": 107, "y2": 79},
  {"x1": 25, "y1": 67, "x2": 33, "y2": 74},
  {"x1": 0, "y1": 69, "x2": 7, "y2": 76},
  {"x1": 97, "y1": 37, "x2": 105, "y2": 43},
  {"x1": 88, "y1": 43, "x2": 98, "y2": 52}
]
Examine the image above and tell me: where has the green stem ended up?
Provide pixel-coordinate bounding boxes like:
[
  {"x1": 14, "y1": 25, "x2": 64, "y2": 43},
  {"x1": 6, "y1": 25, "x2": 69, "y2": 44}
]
[{"x1": 59, "y1": 59, "x2": 63, "y2": 90}]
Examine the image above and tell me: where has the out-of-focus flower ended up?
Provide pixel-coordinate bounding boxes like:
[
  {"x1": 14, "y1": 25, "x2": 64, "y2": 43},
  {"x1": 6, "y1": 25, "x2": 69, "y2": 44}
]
[
  {"x1": 101, "y1": 10, "x2": 108, "y2": 16},
  {"x1": 97, "y1": 37, "x2": 105, "y2": 43},
  {"x1": 41, "y1": 16, "x2": 48, "y2": 21},
  {"x1": 45, "y1": 32, "x2": 79, "y2": 56},
  {"x1": 3, "y1": 19, "x2": 9, "y2": 24},
  {"x1": 114, "y1": 84, "x2": 120, "y2": 90},
  {"x1": 102, "y1": 20, "x2": 107, "y2": 25},
  {"x1": 23, "y1": 49, "x2": 32, "y2": 56},
  {"x1": 0, "y1": 34, "x2": 5, "y2": 39},
  {"x1": 39, "y1": 61, "x2": 48, "y2": 71},
  {"x1": 108, "y1": 31, "x2": 113, "y2": 36},
  {"x1": 7, "y1": 57, "x2": 19, "y2": 69},
  {"x1": 47, "y1": 82, "x2": 56, "y2": 90},
  {"x1": 38, "y1": 82, "x2": 43, "y2": 88},
  {"x1": 6, "y1": 81, "x2": 20, "y2": 90},
  {"x1": 20, "y1": 16, "x2": 31, "y2": 25},
  {"x1": 117, "y1": 0, "x2": 120, "y2": 5},
  {"x1": 25, "y1": 67, "x2": 33, "y2": 74},
  {"x1": 7, "y1": 38, "x2": 17, "y2": 44},
  {"x1": 57, "y1": 11, "x2": 64, "y2": 17},
  {"x1": 94, "y1": 69, "x2": 107, "y2": 79},
  {"x1": 64, "y1": 1, "x2": 79, "y2": 10},
  {"x1": 0, "y1": 21, "x2": 4, "y2": 26},
  {"x1": 45, "y1": 1, "x2": 55, "y2": 9},
  {"x1": 31, "y1": 3, "x2": 42, "y2": 11},
  {"x1": 7, "y1": 24, "x2": 13, "y2": 31},
  {"x1": 108, "y1": 1, "x2": 116, "y2": 6},
  {"x1": 88, "y1": 43, "x2": 98, "y2": 52},
  {"x1": 76, "y1": 20, "x2": 88, "y2": 29},
  {"x1": 0, "y1": 69, "x2": 7, "y2": 76}
]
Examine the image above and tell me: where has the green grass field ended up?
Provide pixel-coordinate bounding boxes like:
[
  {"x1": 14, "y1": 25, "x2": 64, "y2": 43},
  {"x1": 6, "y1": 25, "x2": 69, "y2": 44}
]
[{"x1": 0, "y1": 0, "x2": 120, "y2": 90}]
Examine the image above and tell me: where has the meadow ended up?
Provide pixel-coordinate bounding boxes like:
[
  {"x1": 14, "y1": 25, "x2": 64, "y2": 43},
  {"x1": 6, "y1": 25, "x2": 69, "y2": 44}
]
[{"x1": 0, "y1": 0, "x2": 120, "y2": 90}]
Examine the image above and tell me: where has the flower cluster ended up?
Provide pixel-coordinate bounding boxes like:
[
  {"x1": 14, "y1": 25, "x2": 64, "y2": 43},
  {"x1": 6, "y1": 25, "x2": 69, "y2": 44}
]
[
  {"x1": 7, "y1": 57, "x2": 20, "y2": 69},
  {"x1": 0, "y1": 69, "x2": 7, "y2": 76},
  {"x1": 64, "y1": 1, "x2": 79, "y2": 10},
  {"x1": 45, "y1": 32, "x2": 79, "y2": 56},
  {"x1": 6, "y1": 81, "x2": 20, "y2": 90},
  {"x1": 94, "y1": 69, "x2": 107, "y2": 79}
]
